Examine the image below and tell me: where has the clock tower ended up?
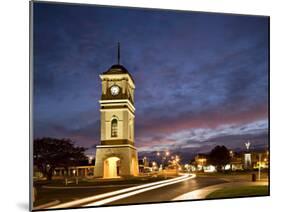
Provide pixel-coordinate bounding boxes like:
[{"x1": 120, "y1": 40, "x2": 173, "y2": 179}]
[{"x1": 94, "y1": 45, "x2": 139, "y2": 178}]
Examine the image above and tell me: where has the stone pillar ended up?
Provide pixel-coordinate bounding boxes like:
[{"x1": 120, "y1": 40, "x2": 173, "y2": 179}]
[
  {"x1": 102, "y1": 80, "x2": 108, "y2": 95},
  {"x1": 122, "y1": 79, "x2": 126, "y2": 94}
]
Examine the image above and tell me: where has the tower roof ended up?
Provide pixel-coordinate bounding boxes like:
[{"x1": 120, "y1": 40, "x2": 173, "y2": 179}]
[{"x1": 102, "y1": 64, "x2": 135, "y2": 83}]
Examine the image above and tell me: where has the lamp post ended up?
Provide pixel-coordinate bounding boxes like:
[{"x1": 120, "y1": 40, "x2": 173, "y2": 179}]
[
  {"x1": 175, "y1": 155, "x2": 181, "y2": 174},
  {"x1": 258, "y1": 153, "x2": 262, "y2": 181},
  {"x1": 73, "y1": 169, "x2": 79, "y2": 184},
  {"x1": 156, "y1": 151, "x2": 171, "y2": 171}
]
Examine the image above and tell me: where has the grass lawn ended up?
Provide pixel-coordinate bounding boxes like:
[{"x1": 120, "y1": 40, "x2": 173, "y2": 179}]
[
  {"x1": 206, "y1": 185, "x2": 269, "y2": 199},
  {"x1": 196, "y1": 171, "x2": 269, "y2": 182}
]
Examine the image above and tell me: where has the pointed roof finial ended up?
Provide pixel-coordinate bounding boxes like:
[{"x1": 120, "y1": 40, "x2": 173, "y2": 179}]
[{"x1": 117, "y1": 42, "x2": 120, "y2": 65}]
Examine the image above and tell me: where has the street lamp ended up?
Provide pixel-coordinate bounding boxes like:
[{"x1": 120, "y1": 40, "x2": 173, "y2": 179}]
[
  {"x1": 143, "y1": 156, "x2": 148, "y2": 167},
  {"x1": 155, "y1": 151, "x2": 173, "y2": 170},
  {"x1": 175, "y1": 155, "x2": 180, "y2": 163},
  {"x1": 88, "y1": 155, "x2": 93, "y2": 164},
  {"x1": 258, "y1": 153, "x2": 262, "y2": 181},
  {"x1": 152, "y1": 161, "x2": 157, "y2": 171}
]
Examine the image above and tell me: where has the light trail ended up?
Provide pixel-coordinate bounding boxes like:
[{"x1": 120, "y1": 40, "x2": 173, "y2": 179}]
[
  {"x1": 85, "y1": 174, "x2": 196, "y2": 206},
  {"x1": 48, "y1": 174, "x2": 195, "y2": 209}
]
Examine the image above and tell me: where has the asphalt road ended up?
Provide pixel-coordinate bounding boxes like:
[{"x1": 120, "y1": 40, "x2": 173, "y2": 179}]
[
  {"x1": 104, "y1": 176, "x2": 227, "y2": 206},
  {"x1": 35, "y1": 184, "x2": 134, "y2": 206},
  {"x1": 37, "y1": 175, "x2": 228, "y2": 209}
]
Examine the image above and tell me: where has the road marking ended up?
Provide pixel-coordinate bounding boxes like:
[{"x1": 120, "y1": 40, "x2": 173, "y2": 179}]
[
  {"x1": 85, "y1": 174, "x2": 196, "y2": 206},
  {"x1": 48, "y1": 174, "x2": 195, "y2": 209}
]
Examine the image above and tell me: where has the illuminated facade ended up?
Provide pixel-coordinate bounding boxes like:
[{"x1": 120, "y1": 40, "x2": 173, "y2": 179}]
[
  {"x1": 192, "y1": 149, "x2": 269, "y2": 172},
  {"x1": 194, "y1": 154, "x2": 208, "y2": 171},
  {"x1": 94, "y1": 61, "x2": 139, "y2": 178}
]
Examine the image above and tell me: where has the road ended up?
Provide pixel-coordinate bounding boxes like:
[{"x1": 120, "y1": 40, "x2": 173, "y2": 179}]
[
  {"x1": 96, "y1": 176, "x2": 226, "y2": 206},
  {"x1": 43, "y1": 174, "x2": 228, "y2": 210},
  {"x1": 35, "y1": 172, "x2": 269, "y2": 210},
  {"x1": 108, "y1": 176, "x2": 226, "y2": 205}
]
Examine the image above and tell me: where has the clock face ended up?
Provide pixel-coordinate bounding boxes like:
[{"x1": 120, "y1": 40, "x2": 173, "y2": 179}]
[{"x1": 110, "y1": 85, "x2": 120, "y2": 96}]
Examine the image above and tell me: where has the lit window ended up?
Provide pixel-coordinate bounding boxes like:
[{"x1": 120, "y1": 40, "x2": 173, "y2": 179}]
[{"x1": 111, "y1": 119, "x2": 118, "y2": 137}]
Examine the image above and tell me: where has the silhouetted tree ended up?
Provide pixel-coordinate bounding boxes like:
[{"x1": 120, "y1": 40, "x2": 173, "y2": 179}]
[
  {"x1": 33, "y1": 137, "x2": 87, "y2": 180},
  {"x1": 209, "y1": 145, "x2": 231, "y2": 172}
]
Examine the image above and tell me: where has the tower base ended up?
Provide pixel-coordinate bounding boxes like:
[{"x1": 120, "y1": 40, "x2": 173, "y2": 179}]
[{"x1": 94, "y1": 144, "x2": 139, "y2": 178}]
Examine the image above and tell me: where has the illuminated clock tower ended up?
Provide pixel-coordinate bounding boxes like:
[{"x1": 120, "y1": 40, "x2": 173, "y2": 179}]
[{"x1": 94, "y1": 44, "x2": 139, "y2": 178}]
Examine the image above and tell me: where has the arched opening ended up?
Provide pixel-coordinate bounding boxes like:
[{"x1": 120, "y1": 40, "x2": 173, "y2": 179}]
[
  {"x1": 103, "y1": 157, "x2": 120, "y2": 178},
  {"x1": 111, "y1": 119, "x2": 118, "y2": 137}
]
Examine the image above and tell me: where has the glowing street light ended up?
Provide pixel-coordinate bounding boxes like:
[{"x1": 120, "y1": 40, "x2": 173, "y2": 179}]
[{"x1": 88, "y1": 155, "x2": 94, "y2": 164}]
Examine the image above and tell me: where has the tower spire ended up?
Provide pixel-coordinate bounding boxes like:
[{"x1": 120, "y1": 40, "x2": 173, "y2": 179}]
[{"x1": 117, "y1": 42, "x2": 120, "y2": 65}]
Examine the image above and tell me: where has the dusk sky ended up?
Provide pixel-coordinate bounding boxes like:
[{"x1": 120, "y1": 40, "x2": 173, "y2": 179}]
[{"x1": 33, "y1": 2, "x2": 269, "y2": 155}]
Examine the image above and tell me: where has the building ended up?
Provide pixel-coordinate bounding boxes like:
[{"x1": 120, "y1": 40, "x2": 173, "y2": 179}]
[
  {"x1": 194, "y1": 154, "x2": 208, "y2": 171},
  {"x1": 229, "y1": 151, "x2": 243, "y2": 170},
  {"x1": 94, "y1": 46, "x2": 139, "y2": 178},
  {"x1": 53, "y1": 159, "x2": 95, "y2": 178},
  {"x1": 34, "y1": 157, "x2": 95, "y2": 180},
  {"x1": 248, "y1": 150, "x2": 269, "y2": 169},
  {"x1": 191, "y1": 149, "x2": 269, "y2": 172},
  {"x1": 231, "y1": 150, "x2": 269, "y2": 170}
]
